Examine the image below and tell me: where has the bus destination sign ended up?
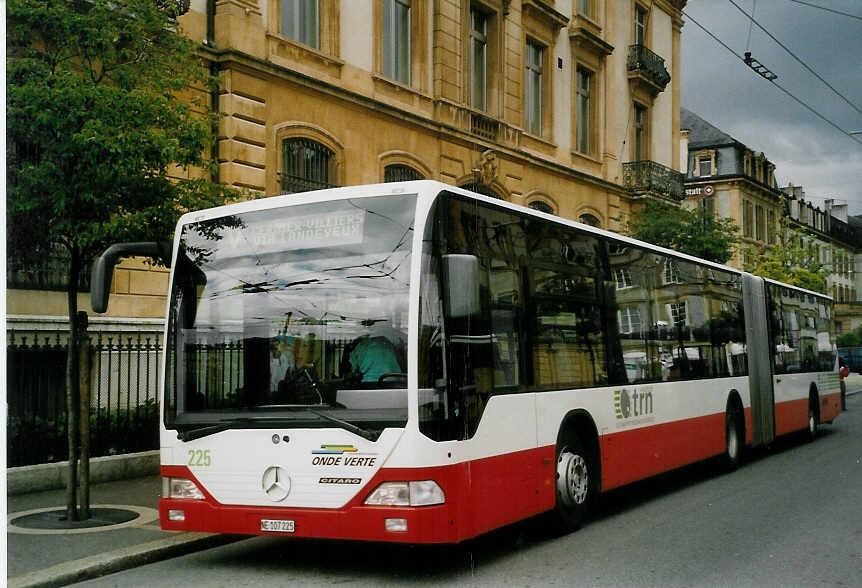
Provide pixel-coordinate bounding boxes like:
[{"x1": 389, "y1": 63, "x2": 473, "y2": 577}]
[{"x1": 225, "y1": 210, "x2": 366, "y2": 256}]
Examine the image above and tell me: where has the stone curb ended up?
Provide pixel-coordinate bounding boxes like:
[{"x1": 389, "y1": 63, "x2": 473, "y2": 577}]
[
  {"x1": 8, "y1": 532, "x2": 246, "y2": 588},
  {"x1": 7, "y1": 450, "x2": 160, "y2": 495}
]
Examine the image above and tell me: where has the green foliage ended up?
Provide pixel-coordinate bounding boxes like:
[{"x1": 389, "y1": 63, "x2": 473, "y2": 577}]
[
  {"x1": 837, "y1": 327, "x2": 862, "y2": 348},
  {"x1": 6, "y1": 415, "x2": 68, "y2": 467},
  {"x1": 7, "y1": 401, "x2": 160, "y2": 467},
  {"x1": 625, "y1": 201, "x2": 740, "y2": 264},
  {"x1": 7, "y1": 0, "x2": 239, "y2": 271},
  {"x1": 743, "y1": 216, "x2": 828, "y2": 294}
]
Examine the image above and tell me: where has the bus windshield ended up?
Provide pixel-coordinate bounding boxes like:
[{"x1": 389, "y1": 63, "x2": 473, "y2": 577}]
[{"x1": 164, "y1": 194, "x2": 417, "y2": 438}]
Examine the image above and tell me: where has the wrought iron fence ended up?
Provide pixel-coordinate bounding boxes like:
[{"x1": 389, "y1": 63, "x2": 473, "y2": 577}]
[
  {"x1": 7, "y1": 329, "x2": 163, "y2": 467},
  {"x1": 622, "y1": 160, "x2": 685, "y2": 201}
]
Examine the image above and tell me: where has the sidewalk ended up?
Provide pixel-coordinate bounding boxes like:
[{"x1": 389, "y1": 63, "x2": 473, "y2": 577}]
[{"x1": 6, "y1": 475, "x2": 244, "y2": 588}]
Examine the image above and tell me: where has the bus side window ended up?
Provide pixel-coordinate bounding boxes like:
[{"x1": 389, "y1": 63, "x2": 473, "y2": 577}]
[{"x1": 528, "y1": 226, "x2": 610, "y2": 389}]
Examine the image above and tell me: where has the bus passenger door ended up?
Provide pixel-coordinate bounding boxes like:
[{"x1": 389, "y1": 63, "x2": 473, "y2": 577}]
[{"x1": 743, "y1": 274, "x2": 775, "y2": 446}]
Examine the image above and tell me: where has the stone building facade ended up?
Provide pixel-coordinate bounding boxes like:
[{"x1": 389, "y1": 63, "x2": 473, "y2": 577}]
[
  {"x1": 680, "y1": 107, "x2": 784, "y2": 270},
  {"x1": 680, "y1": 108, "x2": 862, "y2": 334},
  {"x1": 8, "y1": 0, "x2": 687, "y2": 329}
]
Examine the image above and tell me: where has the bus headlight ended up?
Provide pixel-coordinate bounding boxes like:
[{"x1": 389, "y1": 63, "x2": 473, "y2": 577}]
[
  {"x1": 163, "y1": 477, "x2": 205, "y2": 500},
  {"x1": 364, "y1": 481, "x2": 445, "y2": 506}
]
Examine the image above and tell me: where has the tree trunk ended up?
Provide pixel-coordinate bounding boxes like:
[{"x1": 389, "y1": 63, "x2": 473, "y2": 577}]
[
  {"x1": 65, "y1": 247, "x2": 80, "y2": 521},
  {"x1": 78, "y1": 311, "x2": 91, "y2": 519}
]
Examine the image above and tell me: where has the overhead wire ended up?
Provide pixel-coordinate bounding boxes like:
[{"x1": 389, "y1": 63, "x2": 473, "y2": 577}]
[
  {"x1": 726, "y1": 0, "x2": 862, "y2": 118},
  {"x1": 787, "y1": 0, "x2": 862, "y2": 21},
  {"x1": 681, "y1": 9, "x2": 862, "y2": 148}
]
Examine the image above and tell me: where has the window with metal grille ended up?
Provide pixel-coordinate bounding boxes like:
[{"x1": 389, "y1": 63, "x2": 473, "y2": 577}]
[
  {"x1": 528, "y1": 200, "x2": 554, "y2": 214},
  {"x1": 384, "y1": 164, "x2": 423, "y2": 182},
  {"x1": 579, "y1": 213, "x2": 600, "y2": 227},
  {"x1": 281, "y1": 138, "x2": 336, "y2": 193}
]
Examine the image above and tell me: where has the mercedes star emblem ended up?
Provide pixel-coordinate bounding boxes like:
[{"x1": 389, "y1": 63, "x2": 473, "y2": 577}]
[{"x1": 262, "y1": 465, "x2": 291, "y2": 502}]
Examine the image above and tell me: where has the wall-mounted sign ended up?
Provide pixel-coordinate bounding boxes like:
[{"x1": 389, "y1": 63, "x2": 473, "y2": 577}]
[{"x1": 684, "y1": 184, "x2": 715, "y2": 197}]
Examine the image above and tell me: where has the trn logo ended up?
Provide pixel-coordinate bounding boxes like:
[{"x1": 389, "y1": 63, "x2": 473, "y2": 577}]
[{"x1": 614, "y1": 388, "x2": 654, "y2": 419}]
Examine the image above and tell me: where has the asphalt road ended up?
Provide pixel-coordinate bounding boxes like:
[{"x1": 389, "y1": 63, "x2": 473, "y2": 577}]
[{"x1": 82, "y1": 396, "x2": 862, "y2": 587}]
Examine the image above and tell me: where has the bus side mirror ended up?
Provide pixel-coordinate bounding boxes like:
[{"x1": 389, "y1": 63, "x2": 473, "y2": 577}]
[
  {"x1": 91, "y1": 241, "x2": 173, "y2": 313},
  {"x1": 442, "y1": 254, "x2": 480, "y2": 319}
]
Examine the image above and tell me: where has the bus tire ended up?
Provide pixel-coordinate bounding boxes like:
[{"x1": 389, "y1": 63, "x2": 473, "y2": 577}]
[
  {"x1": 807, "y1": 394, "x2": 819, "y2": 441},
  {"x1": 551, "y1": 434, "x2": 594, "y2": 533},
  {"x1": 724, "y1": 403, "x2": 744, "y2": 470}
]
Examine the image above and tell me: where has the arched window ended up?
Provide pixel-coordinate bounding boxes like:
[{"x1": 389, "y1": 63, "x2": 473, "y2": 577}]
[
  {"x1": 579, "y1": 213, "x2": 600, "y2": 228},
  {"x1": 281, "y1": 138, "x2": 337, "y2": 193},
  {"x1": 528, "y1": 200, "x2": 554, "y2": 215},
  {"x1": 384, "y1": 164, "x2": 424, "y2": 182}
]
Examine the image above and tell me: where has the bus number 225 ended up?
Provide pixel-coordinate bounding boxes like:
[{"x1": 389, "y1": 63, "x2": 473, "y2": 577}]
[{"x1": 188, "y1": 449, "x2": 212, "y2": 467}]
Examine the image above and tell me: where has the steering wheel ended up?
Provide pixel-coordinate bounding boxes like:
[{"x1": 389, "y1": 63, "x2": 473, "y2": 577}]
[{"x1": 378, "y1": 372, "x2": 408, "y2": 385}]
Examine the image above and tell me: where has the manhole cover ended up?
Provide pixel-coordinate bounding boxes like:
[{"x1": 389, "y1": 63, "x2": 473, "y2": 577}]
[{"x1": 12, "y1": 507, "x2": 139, "y2": 530}]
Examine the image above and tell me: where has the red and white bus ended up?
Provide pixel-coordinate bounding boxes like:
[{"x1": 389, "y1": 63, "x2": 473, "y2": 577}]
[{"x1": 93, "y1": 180, "x2": 842, "y2": 543}]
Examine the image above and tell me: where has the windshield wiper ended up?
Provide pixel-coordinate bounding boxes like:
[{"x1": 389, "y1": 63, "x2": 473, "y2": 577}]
[
  {"x1": 177, "y1": 418, "x2": 252, "y2": 442},
  {"x1": 304, "y1": 408, "x2": 379, "y2": 441}
]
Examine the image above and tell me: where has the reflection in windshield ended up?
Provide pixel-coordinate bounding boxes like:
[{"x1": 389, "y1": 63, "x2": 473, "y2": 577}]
[{"x1": 164, "y1": 195, "x2": 417, "y2": 433}]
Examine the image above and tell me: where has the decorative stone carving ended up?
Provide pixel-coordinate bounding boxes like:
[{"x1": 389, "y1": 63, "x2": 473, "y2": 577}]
[{"x1": 473, "y1": 150, "x2": 499, "y2": 186}]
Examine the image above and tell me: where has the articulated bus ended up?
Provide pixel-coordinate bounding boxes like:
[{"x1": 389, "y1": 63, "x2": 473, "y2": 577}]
[{"x1": 92, "y1": 180, "x2": 842, "y2": 543}]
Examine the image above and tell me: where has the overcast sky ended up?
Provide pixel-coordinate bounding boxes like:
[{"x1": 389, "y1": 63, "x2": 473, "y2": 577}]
[{"x1": 681, "y1": 0, "x2": 862, "y2": 214}]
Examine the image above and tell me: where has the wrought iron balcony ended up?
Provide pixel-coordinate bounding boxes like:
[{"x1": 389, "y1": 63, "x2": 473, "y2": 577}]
[
  {"x1": 627, "y1": 44, "x2": 670, "y2": 94},
  {"x1": 622, "y1": 160, "x2": 684, "y2": 201}
]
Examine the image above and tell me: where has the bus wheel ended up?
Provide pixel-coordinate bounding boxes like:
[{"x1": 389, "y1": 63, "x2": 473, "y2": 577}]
[
  {"x1": 552, "y1": 436, "x2": 593, "y2": 532},
  {"x1": 807, "y1": 399, "x2": 819, "y2": 441},
  {"x1": 724, "y1": 406, "x2": 744, "y2": 470}
]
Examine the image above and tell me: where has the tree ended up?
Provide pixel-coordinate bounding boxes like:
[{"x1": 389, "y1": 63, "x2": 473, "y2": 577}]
[
  {"x1": 743, "y1": 216, "x2": 828, "y2": 294},
  {"x1": 836, "y1": 327, "x2": 862, "y2": 348},
  {"x1": 7, "y1": 0, "x2": 239, "y2": 520},
  {"x1": 626, "y1": 201, "x2": 740, "y2": 264}
]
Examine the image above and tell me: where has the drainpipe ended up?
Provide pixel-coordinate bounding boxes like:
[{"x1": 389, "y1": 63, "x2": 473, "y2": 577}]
[
  {"x1": 206, "y1": 0, "x2": 215, "y2": 48},
  {"x1": 206, "y1": 0, "x2": 219, "y2": 184}
]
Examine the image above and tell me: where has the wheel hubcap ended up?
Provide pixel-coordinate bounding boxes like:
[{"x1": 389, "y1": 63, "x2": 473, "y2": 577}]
[
  {"x1": 727, "y1": 420, "x2": 738, "y2": 459},
  {"x1": 557, "y1": 450, "x2": 589, "y2": 506}
]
